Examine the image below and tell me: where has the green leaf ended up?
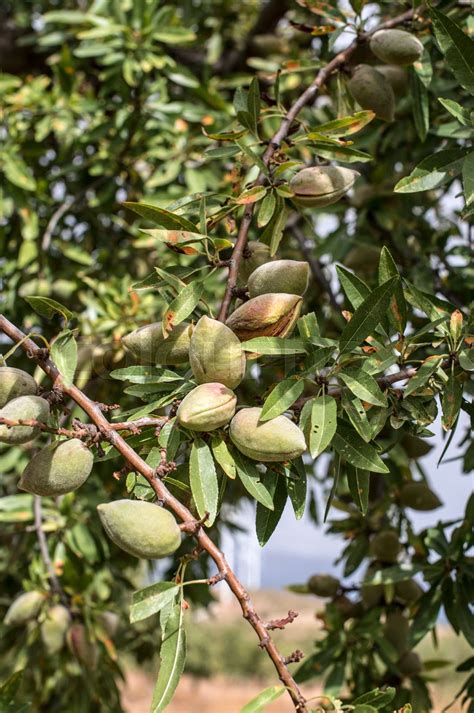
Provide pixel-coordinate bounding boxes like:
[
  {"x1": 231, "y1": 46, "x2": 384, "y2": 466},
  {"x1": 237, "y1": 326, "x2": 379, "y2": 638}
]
[
  {"x1": 50, "y1": 330, "x2": 77, "y2": 387},
  {"x1": 353, "y1": 688, "x2": 395, "y2": 709},
  {"x1": 240, "y1": 685, "x2": 285, "y2": 713},
  {"x1": 255, "y1": 474, "x2": 288, "y2": 546},
  {"x1": 441, "y1": 371, "x2": 463, "y2": 431},
  {"x1": 151, "y1": 603, "x2": 186, "y2": 712},
  {"x1": 123, "y1": 202, "x2": 197, "y2": 231},
  {"x1": 312, "y1": 142, "x2": 372, "y2": 163},
  {"x1": 3, "y1": 154, "x2": 36, "y2": 191},
  {"x1": 346, "y1": 465, "x2": 370, "y2": 515},
  {"x1": 409, "y1": 587, "x2": 443, "y2": 647},
  {"x1": 305, "y1": 395, "x2": 337, "y2": 458},
  {"x1": 211, "y1": 436, "x2": 236, "y2": 479},
  {"x1": 130, "y1": 582, "x2": 179, "y2": 624},
  {"x1": 378, "y1": 247, "x2": 407, "y2": 333},
  {"x1": 430, "y1": 8, "x2": 474, "y2": 95},
  {"x1": 287, "y1": 463, "x2": 307, "y2": 520},
  {"x1": 459, "y1": 350, "x2": 474, "y2": 371},
  {"x1": 404, "y1": 355, "x2": 444, "y2": 397},
  {"x1": 409, "y1": 67, "x2": 429, "y2": 143},
  {"x1": 363, "y1": 563, "x2": 424, "y2": 586},
  {"x1": 338, "y1": 367, "x2": 387, "y2": 407},
  {"x1": 241, "y1": 337, "x2": 307, "y2": 355},
  {"x1": 313, "y1": 111, "x2": 375, "y2": 137},
  {"x1": 341, "y1": 393, "x2": 373, "y2": 443},
  {"x1": 110, "y1": 366, "x2": 182, "y2": 384},
  {"x1": 336, "y1": 265, "x2": 370, "y2": 310},
  {"x1": 189, "y1": 439, "x2": 218, "y2": 526},
  {"x1": 235, "y1": 186, "x2": 267, "y2": 205},
  {"x1": 463, "y1": 152, "x2": 474, "y2": 206},
  {"x1": 333, "y1": 422, "x2": 389, "y2": 473},
  {"x1": 269, "y1": 203, "x2": 288, "y2": 256},
  {"x1": 24, "y1": 296, "x2": 73, "y2": 322},
  {"x1": 42, "y1": 10, "x2": 90, "y2": 23},
  {"x1": 438, "y1": 98, "x2": 473, "y2": 126},
  {"x1": 260, "y1": 379, "x2": 305, "y2": 421},
  {"x1": 162, "y1": 281, "x2": 203, "y2": 333},
  {"x1": 257, "y1": 190, "x2": 276, "y2": 227},
  {"x1": 231, "y1": 449, "x2": 274, "y2": 510},
  {"x1": 339, "y1": 278, "x2": 397, "y2": 353},
  {"x1": 394, "y1": 148, "x2": 468, "y2": 193}
]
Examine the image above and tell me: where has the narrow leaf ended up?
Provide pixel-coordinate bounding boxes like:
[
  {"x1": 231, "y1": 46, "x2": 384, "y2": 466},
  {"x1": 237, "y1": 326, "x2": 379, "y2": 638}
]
[
  {"x1": 211, "y1": 437, "x2": 236, "y2": 479},
  {"x1": 50, "y1": 330, "x2": 77, "y2": 387},
  {"x1": 339, "y1": 278, "x2": 397, "y2": 353},
  {"x1": 189, "y1": 439, "x2": 218, "y2": 526},
  {"x1": 394, "y1": 148, "x2": 468, "y2": 193},
  {"x1": 151, "y1": 603, "x2": 186, "y2": 712},
  {"x1": 430, "y1": 8, "x2": 474, "y2": 95},
  {"x1": 307, "y1": 395, "x2": 337, "y2": 458},
  {"x1": 162, "y1": 281, "x2": 203, "y2": 334},
  {"x1": 130, "y1": 582, "x2": 179, "y2": 623},
  {"x1": 232, "y1": 449, "x2": 274, "y2": 510},
  {"x1": 333, "y1": 421, "x2": 389, "y2": 473},
  {"x1": 260, "y1": 379, "x2": 305, "y2": 421},
  {"x1": 346, "y1": 465, "x2": 370, "y2": 515},
  {"x1": 255, "y1": 474, "x2": 288, "y2": 546},
  {"x1": 404, "y1": 355, "x2": 444, "y2": 397},
  {"x1": 123, "y1": 202, "x2": 197, "y2": 231},
  {"x1": 338, "y1": 367, "x2": 387, "y2": 407},
  {"x1": 240, "y1": 685, "x2": 285, "y2": 713}
]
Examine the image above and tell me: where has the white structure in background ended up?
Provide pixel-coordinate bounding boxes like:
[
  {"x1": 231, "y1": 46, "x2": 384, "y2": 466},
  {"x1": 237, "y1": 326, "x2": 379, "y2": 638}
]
[{"x1": 218, "y1": 501, "x2": 261, "y2": 597}]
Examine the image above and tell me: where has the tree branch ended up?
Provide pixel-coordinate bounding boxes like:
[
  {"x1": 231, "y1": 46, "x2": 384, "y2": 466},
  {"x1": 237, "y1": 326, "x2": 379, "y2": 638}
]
[
  {"x1": 0, "y1": 314, "x2": 308, "y2": 713},
  {"x1": 33, "y1": 495, "x2": 68, "y2": 606},
  {"x1": 217, "y1": 6, "x2": 418, "y2": 323}
]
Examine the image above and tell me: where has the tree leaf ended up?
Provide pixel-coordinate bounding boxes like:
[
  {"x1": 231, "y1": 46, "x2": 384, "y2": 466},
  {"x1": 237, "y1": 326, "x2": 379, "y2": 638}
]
[
  {"x1": 336, "y1": 265, "x2": 371, "y2": 310},
  {"x1": 240, "y1": 685, "x2": 285, "y2": 713},
  {"x1": 378, "y1": 246, "x2": 407, "y2": 333},
  {"x1": 341, "y1": 393, "x2": 373, "y2": 443},
  {"x1": 438, "y1": 98, "x2": 473, "y2": 126},
  {"x1": 255, "y1": 474, "x2": 288, "y2": 546},
  {"x1": 235, "y1": 186, "x2": 267, "y2": 205},
  {"x1": 409, "y1": 68, "x2": 429, "y2": 142},
  {"x1": 130, "y1": 582, "x2": 179, "y2": 623},
  {"x1": 404, "y1": 355, "x2": 444, "y2": 397},
  {"x1": 306, "y1": 395, "x2": 337, "y2": 458},
  {"x1": 211, "y1": 436, "x2": 236, "y2": 479},
  {"x1": 123, "y1": 202, "x2": 197, "y2": 231},
  {"x1": 463, "y1": 152, "x2": 474, "y2": 206},
  {"x1": 430, "y1": 8, "x2": 474, "y2": 95},
  {"x1": 189, "y1": 439, "x2": 218, "y2": 526},
  {"x1": 346, "y1": 465, "x2": 370, "y2": 515},
  {"x1": 339, "y1": 278, "x2": 397, "y2": 353},
  {"x1": 50, "y1": 330, "x2": 77, "y2": 387},
  {"x1": 24, "y1": 296, "x2": 73, "y2": 322},
  {"x1": 162, "y1": 281, "x2": 203, "y2": 334},
  {"x1": 441, "y1": 371, "x2": 463, "y2": 431},
  {"x1": 287, "y1": 462, "x2": 307, "y2": 520},
  {"x1": 257, "y1": 190, "x2": 276, "y2": 227},
  {"x1": 241, "y1": 337, "x2": 307, "y2": 355},
  {"x1": 231, "y1": 449, "x2": 274, "y2": 510},
  {"x1": 394, "y1": 148, "x2": 468, "y2": 193},
  {"x1": 332, "y1": 422, "x2": 389, "y2": 473},
  {"x1": 313, "y1": 110, "x2": 375, "y2": 137},
  {"x1": 260, "y1": 379, "x2": 305, "y2": 421},
  {"x1": 353, "y1": 687, "x2": 396, "y2": 709},
  {"x1": 338, "y1": 367, "x2": 388, "y2": 407},
  {"x1": 151, "y1": 603, "x2": 186, "y2": 712}
]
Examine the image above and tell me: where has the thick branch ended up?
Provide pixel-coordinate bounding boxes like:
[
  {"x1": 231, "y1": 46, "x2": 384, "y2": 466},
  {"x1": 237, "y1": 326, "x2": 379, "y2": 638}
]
[
  {"x1": 0, "y1": 314, "x2": 307, "y2": 713},
  {"x1": 217, "y1": 6, "x2": 417, "y2": 322}
]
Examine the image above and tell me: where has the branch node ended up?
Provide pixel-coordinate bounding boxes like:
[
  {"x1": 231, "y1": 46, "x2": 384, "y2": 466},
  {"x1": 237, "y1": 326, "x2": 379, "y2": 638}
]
[{"x1": 265, "y1": 610, "x2": 299, "y2": 631}]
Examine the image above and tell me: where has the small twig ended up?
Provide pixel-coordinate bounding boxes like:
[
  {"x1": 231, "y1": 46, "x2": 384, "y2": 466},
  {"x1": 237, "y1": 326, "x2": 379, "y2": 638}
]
[
  {"x1": 0, "y1": 417, "x2": 77, "y2": 439},
  {"x1": 265, "y1": 610, "x2": 299, "y2": 631},
  {"x1": 284, "y1": 650, "x2": 305, "y2": 665},
  {"x1": 33, "y1": 496, "x2": 68, "y2": 606}
]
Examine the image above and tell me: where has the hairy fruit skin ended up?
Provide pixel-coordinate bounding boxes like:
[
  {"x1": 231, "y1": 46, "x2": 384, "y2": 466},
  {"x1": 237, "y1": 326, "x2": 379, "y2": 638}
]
[
  {"x1": 177, "y1": 383, "x2": 237, "y2": 431},
  {"x1": 290, "y1": 166, "x2": 360, "y2": 207},
  {"x1": 4, "y1": 590, "x2": 45, "y2": 626},
  {"x1": 247, "y1": 260, "x2": 310, "y2": 298},
  {"x1": 189, "y1": 316, "x2": 246, "y2": 390},
  {"x1": 122, "y1": 322, "x2": 192, "y2": 365},
  {"x1": 397, "y1": 651, "x2": 422, "y2": 677},
  {"x1": 376, "y1": 65, "x2": 408, "y2": 96},
  {"x1": 97, "y1": 499, "x2": 182, "y2": 559},
  {"x1": 348, "y1": 65, "x2": 395, "y2": 122},
  {"x1": 238, "y1": 241, "x2": 275, "y2": 285},
  {"x1": 369, "y1": 530, "x2": 401, "y2": 563},
  {"x1": 67, "y1": 623, "x2": 98, "y2": 669},
  {"x1": 370, "y1": 29, "x2": 423, "y2": 66},
  {"x1": 400, "y1": 482, "x2": 442, "y2": 511},
  {"x1": 384, "y1": 611, "x2": 409, "y2": 654},
  {"x1": 41, "y1": 605, "x2": 71, "y2": 654},
  {"x1": 19, "y1": 438, "x2": 94, "y2": 496},
  {"x1": 0, "y1": 367, "x2": 37, "y2": 408},
  {"x1": 0, "y1": 395, "x2": 50, "y2": 444},
  {"x1": 308, "y1": 574, "x2": 340, "y2": 598},
  {"x1": 395, "y1": 578, "x2": 423, "y2": 604},
  {"x1": 230, "y1": 407, "x2": 306, "y2": 462},
  {"x1": 226, "y1": 293, "x2": 302, "y2": 341}
]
